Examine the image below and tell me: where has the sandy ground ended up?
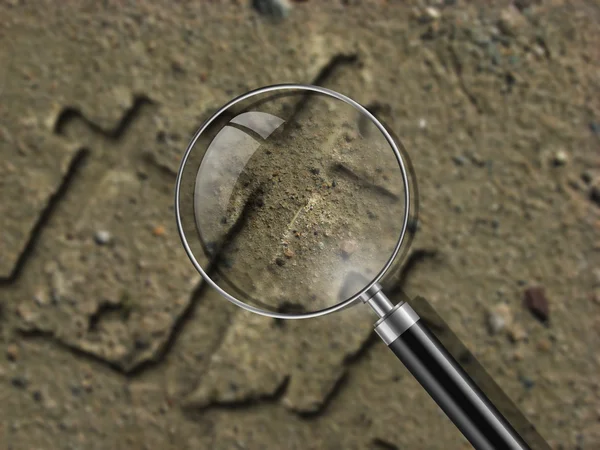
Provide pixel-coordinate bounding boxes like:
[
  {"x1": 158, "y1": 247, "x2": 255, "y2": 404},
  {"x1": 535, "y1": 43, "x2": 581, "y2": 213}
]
[{"x1": 0, "y1": 0, "x2": 599, "y2": 449}]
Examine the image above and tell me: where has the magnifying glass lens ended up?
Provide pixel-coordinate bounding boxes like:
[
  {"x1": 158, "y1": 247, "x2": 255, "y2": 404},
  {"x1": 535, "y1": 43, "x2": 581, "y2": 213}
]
[{"x1": 178, "y1": 87, "x2": 408, "y2": 315}]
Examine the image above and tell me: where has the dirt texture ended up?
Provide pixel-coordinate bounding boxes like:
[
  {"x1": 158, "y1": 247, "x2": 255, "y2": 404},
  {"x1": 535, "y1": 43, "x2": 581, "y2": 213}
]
[{"x1": 0, "y1": 1, "x2": 599, "y2": 449}]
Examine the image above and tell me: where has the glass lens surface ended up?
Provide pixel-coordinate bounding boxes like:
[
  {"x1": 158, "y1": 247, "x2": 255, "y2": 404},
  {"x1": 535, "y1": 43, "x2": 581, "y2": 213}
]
[{"x1": 178, "y1": 87, "x2": 407, "y2": 314}]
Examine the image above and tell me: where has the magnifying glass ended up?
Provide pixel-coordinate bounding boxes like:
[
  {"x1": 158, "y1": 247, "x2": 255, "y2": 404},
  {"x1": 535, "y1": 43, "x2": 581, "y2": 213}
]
[{"x1": 175, "y1": 84, "x2": 531, "y2": 450}]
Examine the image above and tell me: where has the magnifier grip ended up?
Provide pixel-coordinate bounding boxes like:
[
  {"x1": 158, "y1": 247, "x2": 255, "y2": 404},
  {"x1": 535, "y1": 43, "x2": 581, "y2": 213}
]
[{"x1": 376, "y1": 304, "x2": 530, "y2": 450}]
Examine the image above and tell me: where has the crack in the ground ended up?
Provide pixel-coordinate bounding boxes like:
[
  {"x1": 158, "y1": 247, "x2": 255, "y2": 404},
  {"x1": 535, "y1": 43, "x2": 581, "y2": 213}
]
[
  {"x1": 17, "y1": 279, "x2": 210, "y2": 377},
  {"x1": 0, "y1": 148, "x2": 89, "y2": 285},
  {"x1": 287, "y1": 53, "x2": 358, "y2": 121},
  {"x1": 16, "y1": 327, "x2": 128, "y2": 375},
  {"x1": 88, "y1": 300, "x2": 131, "y2": 333},
  {"x1": 387, "y1": 249, "x2": 438, "y2": 290},
  {"x1": 295, "y1": 371, "x2": 350, "y2": 420},
  {"x1": 15, "y1": 248, "x2": 436, "y2": 412},
  {"x1": 139, "y1": 151, "x2": 178, "y2": 185},
  {"x1": 372, "y1": 438, "x2": 399, "y2": 450},
  {"x1": 11, "y1": 66, "x2": 440, "y2": 435},
  {"x1": 330, "y1": 162, "x2": 401, "y2": 202},
  {"x1": 2, "y1": 96, "x2": 155, "y2": 285},
  {"x1": 11, "y1": 50, "x2": 438, "y2": 423},
  {"x1": 291, "y1": 332, "x2": 381, "y2": 419},
  {"x1": 202, "y1": 183, "x2": 281, "y2": 313},
  {"x1": 182, "y1": 376, "x2": 291, "y2": 413},
  {"x1": 13, "y1": 52, "x2": 368, "y2": 377},
  {"x1": 54, "y1": 96, "x2": 154, "y2": 139},
  {"x1": 191, "y1": 248, "x2": 439, "y2": 417},
  {"x1": 313, "y1": 52, "x2": 359, "y2": 85}
]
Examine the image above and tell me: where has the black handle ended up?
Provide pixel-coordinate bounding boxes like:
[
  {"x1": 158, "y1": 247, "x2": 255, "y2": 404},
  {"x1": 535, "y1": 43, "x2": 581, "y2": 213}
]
[{"x1": 388, "y1": 320, "x2": 530, "y2": 450}]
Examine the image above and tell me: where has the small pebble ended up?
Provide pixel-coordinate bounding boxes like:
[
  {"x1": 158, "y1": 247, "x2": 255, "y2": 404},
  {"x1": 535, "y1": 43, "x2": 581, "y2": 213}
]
[
  {"x1": 32, "y1": 390, "x2": 43, "y2": 402},
  {"x1": 152, "y1": 225, "x2": 166, "y2": 237},
  {"x1": 508, "y1": 324, "x2": 528, "y2": 342},
  {"x1": 94, "y1": 230, "x2": 112, "y2": 245},
  {"x1": 452, "y1": 155, "x2": 467, "y2": 166},
  {"x1": 16, "y1": 304, "x2": 37, "y2": 323},
  {"x1": 423, "y1": 7, "x2": 441, "y2": 21},
  {"x1": 532, "y1": 45, "x2": 545, "y2": 57},
  {"x1": 344, "y1": 131, "x2": 357, "y2": 142},
  {"x1": 283, "y1": 247, "x2": 295, "y2": 259},
  {"x1": 82, "y1": 379, "x2": 93, "y2": 393},
  {"x1": 11, "y1": 376, "x2": 28, "y2": 389},
  {"x1": 581, "y1": 171, "x2": 593, "y2": 184},
  {"x1": 418, "y1": 118, "x2": 427, "y2": 129},
  {"x1": 252, "y1": 0, "x2": 291, "y2": 19},
  {"x1": 497, "y1": 6, "x2": 527, "y2": 36},
  {"x1": 487, "y1": 313, "x2": 505, "y2": 334},
  {"x1": 524, "y1": 286, "x2": 550, "y2": 322},
  {"x1": 156, "y1": 130, "x2": 167, "y2": 143},
  {"x1": 33, "y1": 289, "x2": 49, "y2": 306},
  {"x1": 340, "y1": 240, "x2": 357, "y2": 258},
  {"x1": 519, "y1": 375, "x2": 535, "y2": 390},
  {"x1": 487, "y1": 304, "x2": 512, "y2": 335},
  {"x1": 6, "y1": 344, "x2": 18, "y2": 361},
  {"x1": 171, "y1": 55, "x2": 185, "y2": 74},
  {"x1": 552, "y1": 150, "x2": 568, "y2": 166},
  {"x1": 309, "y1": 167, "x2": 320, "y2": 175},
  {"x1": 537, "y1": 338, "x2": 552, "y2": 352},
  {"x1": 275, "y1": 257, "x2": 286, "y2": 267}
]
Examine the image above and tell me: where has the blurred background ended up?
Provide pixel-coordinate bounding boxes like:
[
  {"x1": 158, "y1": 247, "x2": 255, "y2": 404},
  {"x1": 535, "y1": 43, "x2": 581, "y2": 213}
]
[{"x1": 0, "y1": 1, "x2": 598, "y2": 449}]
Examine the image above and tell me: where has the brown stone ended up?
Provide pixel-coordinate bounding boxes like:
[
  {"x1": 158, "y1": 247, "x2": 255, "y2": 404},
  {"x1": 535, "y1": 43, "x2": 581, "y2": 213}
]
[
  {"x1": 6, "y1": 344, "x2": 19, "y2": 361},
  {"x1": 340, "y1": 240, "x2": 357, "y2": 258},
  {"x1": 524, "y1": 287, "x2": 550, "y2": 322},
  {"x1": 537, "y1": 339, "x2": 552, "y2": 352},
  {"x1": 508, "y1": 325, "x2": 528, "y2": 342}
]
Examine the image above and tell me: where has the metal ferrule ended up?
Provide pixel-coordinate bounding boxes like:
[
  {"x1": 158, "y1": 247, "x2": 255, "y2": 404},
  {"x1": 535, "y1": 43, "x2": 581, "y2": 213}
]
[
  {"x1": 374, "y1": 302, "x2": 420, "y2": 345},
  {"x1": 360, "y1": 284, "x2": 395, "y2": 318}
]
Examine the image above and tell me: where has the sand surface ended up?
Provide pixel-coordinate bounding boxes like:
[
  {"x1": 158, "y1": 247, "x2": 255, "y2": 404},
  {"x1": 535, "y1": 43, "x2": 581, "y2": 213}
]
[{"x1": 0, "y1": 1, "x2": 599, "y2": 449}]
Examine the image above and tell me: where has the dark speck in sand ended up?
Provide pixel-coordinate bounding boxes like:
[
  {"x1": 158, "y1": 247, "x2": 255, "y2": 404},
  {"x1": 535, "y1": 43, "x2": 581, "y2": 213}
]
[
  {"x1": 519, "y1": 375, "x2": 535, "y2": 390},
  {"x1": 11, "y1": 377, "x2": 28, "y2": 389}
]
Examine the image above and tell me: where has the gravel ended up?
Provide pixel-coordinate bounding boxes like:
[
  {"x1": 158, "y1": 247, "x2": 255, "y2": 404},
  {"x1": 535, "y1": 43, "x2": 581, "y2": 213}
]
[{"x1": 94, "y1": 230, "x2": 112, "y2": 245}]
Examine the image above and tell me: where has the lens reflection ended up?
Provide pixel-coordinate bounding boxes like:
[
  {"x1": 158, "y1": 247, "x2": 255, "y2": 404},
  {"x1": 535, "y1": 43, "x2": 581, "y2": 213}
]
[{"x1": 192, "y1": 89, "x2": 407, "y2": 313}]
